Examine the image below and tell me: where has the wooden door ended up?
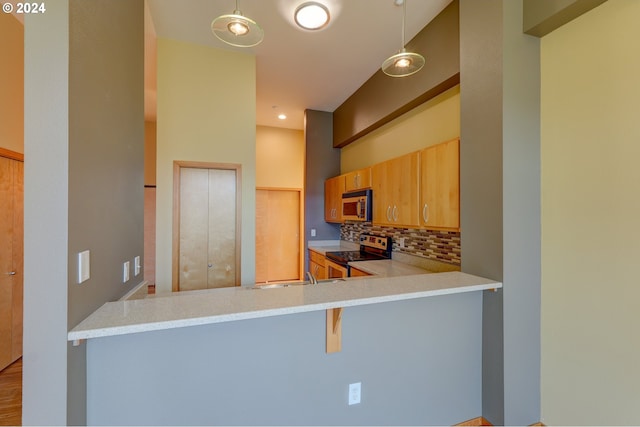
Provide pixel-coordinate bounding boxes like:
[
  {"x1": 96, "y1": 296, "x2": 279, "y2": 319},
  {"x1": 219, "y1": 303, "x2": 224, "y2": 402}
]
[
  {"x1": 174, "y1": 163, "x2": 240, "y2": 291},
  {"x1": 420, "y1": 139, "x2": 460, "y2": 230},
  {"x1": 0, "y1": 156, "x2": 23, "y2": 371},
  {"x1": 255, "y1": 189, "x2": 301, "y2": 283}
]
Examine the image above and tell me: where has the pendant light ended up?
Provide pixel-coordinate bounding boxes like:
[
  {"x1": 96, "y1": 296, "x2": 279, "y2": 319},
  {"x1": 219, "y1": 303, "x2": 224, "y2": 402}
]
[
  {"x1": 211, "y1": 0, "x2": 264, "y2": 48},
  {"x1": 381, "y1": 0, "x2": 425, "y2": 77}
]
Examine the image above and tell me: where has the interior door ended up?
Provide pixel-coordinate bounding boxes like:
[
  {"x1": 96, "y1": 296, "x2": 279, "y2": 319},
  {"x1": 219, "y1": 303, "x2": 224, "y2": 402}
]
[
  {"x1": 176, "y1": 164, "x2": 240, "y2": 291},
  {"x1": 255, "y1": 189, "x2": 301, "y2": 283},
  {"x1": 0, "y1": 156, "x2": 23, "y2": 370}
]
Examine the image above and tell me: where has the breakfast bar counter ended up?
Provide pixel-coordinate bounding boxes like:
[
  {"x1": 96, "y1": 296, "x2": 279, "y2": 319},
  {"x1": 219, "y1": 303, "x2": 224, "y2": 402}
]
[{"x1": 68, "y1": 271, "x2": 501, "y2": 342}]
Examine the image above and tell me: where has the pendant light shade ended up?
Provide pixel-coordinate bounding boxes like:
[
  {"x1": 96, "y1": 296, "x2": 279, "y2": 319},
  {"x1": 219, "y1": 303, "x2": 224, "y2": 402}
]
[
  {"x1": 211, "y1": 1, "x2": 264, "y2": 48},
  {"x1": 381, "y1": 0, "x2": 425, "y2": 77}
]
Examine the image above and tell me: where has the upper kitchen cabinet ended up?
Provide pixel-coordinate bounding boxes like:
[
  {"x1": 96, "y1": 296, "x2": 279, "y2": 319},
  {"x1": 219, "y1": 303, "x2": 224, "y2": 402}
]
[
  {"x1": 420, "y1": 138, "x2": 460, "y2": 230},
  {"x1": 324, "y1": 175, "x2": 345, "y2": 223},
  {"x1": 371, "y1": 152, "x2": 420, "y2": 227},
  {"x1": 344, "y1": 167, "x2": 371, "y2": 192}
]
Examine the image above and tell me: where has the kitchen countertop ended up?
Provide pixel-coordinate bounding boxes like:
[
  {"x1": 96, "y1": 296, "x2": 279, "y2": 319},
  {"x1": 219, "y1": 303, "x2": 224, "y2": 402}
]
[
  {"x1": 68, "y1": 271, "x2": 501, "y2": 342},
  {"x1": 307, "y1": 240, "x2": 359, "y2": 255},
  {"x1": 348, "y1": 259, "x2": 432, "y2": 277}
]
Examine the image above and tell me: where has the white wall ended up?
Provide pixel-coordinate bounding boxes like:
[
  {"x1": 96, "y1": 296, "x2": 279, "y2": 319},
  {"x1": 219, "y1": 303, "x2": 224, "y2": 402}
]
[
  {"x1": 156, "y1": 38, "x2": 256, "y2": 292},
  {"x1": 541, "y1": 1, "x2": 640, "y2": 424}
]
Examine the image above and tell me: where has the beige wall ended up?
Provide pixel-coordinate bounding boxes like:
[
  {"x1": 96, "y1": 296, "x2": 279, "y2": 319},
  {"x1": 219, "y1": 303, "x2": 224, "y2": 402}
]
[
  {"x1": 340, "y1": 85, "x2": 460, "y2": 172},
  {"x1": 541, "y1": 1, "x2": 640, "y2": 424},
  {"x1": 256, "y1": 125, "x2": 304, "y2": 189},
  {"x1": 156, "y1": 38, "x2": 256, "y2": 292},
  {"x1": 144, "y1": 121, "x2": 156, "y2": 186},
  {"x1": 0, "y1": 13, "x2": 24, "y2": 154}
]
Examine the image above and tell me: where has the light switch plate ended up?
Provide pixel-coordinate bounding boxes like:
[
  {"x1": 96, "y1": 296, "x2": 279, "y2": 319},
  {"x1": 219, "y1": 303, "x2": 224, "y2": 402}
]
[
  {"x1": 123, "y1": 261, "x2": 130, "y2": 283},
  {"x1": 134, "y1": 256, "x2": 141, "y2": 276},
  {"x1": 78, "y1": 250, "x2": 90, "y2": 284}
]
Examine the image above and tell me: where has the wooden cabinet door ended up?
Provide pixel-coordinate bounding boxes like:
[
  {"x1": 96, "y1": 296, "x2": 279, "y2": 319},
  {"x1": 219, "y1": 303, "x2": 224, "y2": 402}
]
[
  {"x1": 372, "y1": 152, "x2": 420, "y2": 227},
  {"x1": 344, "y1": 167, "x2": 371, "y2": 192},
  {"x1": 324, "y1": 175, "x2": 344, "y2": 223},
  {"x1": 349, "y1": 267, "x2": 371, "y2": 277},
  {"x1": 309, "y1": 249, "x2": 327, "y2": 280},
  {"x1": 420, "y1": 139, "x2": 460, "y2": 230},
  {"x1": 0, "y1": 157, "x2": 22, "y2": 371}
]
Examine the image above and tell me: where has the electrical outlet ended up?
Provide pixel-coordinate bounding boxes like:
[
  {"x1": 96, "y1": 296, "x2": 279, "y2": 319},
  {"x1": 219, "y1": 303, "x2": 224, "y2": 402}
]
[
  {"x1": 311, "y1": 228, "x2": 316, "y2": 237},
  {"x1": 399, "y1": 237, "x2": 405, "y2": 248},
  {"x1": 134, "y1": 256, "x2": 141, "y2": 276},
  {"x1": 78, "y1": 250, "x2": 90, "y2": 284},
  {"x1": 348, "y1": 382, "x2": 361, "y2": 405},
  {"x1": 123, "y1": 261, "x2": 130, "y2": 283}
]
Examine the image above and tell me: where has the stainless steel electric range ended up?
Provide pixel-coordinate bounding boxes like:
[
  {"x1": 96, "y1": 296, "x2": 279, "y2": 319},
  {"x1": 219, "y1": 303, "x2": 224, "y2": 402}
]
[{"x1": 324, "y1": 234, "x2": 392, "y2": 278}]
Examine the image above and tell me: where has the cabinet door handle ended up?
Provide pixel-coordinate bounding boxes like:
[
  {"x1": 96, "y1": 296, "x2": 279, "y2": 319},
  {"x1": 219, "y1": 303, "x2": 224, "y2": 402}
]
[
  {"x1": 386, "y1": 205, "x2": 392, "y2": 221},
  {"x1": 5, "y1": 271, "x2": 16, "y2": 276},
  {"x1": 422, "y1": 203, "x2": 429, "y2": 223},
  {"x1": 392, "y1": 205, "x2": 398, "y2": 221}
]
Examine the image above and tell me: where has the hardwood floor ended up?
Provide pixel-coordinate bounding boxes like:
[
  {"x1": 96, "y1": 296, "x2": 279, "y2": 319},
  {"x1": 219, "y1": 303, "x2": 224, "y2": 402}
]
[{"x1": 0, "y1": 358, "x2": 21, "y2": 426}]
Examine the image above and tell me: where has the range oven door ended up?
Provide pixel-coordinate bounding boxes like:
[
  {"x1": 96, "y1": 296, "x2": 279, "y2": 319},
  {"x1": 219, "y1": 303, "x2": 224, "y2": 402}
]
[{"x1": 326, "y1": 258, "x2": 349, "y2": 278}]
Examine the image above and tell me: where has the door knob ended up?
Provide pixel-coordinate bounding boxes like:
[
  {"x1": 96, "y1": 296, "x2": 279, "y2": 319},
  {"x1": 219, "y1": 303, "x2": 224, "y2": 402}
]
[
  {"x1": 208, "y1": 263, "x2": 213, "y2": 268},
  {"x1": 5, "y1": 272, "x2": 16, "y2": 276}
]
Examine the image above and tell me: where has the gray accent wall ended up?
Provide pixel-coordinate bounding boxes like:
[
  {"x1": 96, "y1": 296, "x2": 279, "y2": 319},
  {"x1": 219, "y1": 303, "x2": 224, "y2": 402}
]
[
  {"x1": 87, "y1": 293, "x2": 482, "y2": 425},
  {"x1": 523, "y1": 0, "x2": 607, "y2": 37},
  {"x1": 67, "y1": 1, "x2": 144, "y2": 424},
  {"x1": 502, "y1": 2, "x2": 541, "y2": 425},
  {"x1": 459, "y1": 2, "x2": 504, "y2": 422},
  {"x1": 460, "y1": 1, "x2": 542, "y2": 424},
  {"x1": 23, "y1": 1, "x2": 144, "y2": 425},
  {"x1": 304, "y1": 110, "x2": 340, "y2": 271}
]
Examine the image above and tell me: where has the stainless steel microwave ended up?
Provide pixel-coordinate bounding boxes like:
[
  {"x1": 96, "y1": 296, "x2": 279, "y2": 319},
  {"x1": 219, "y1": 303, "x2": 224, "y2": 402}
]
[{"x1": 341, "y1": 189, "x2": 372, "y2": 222}]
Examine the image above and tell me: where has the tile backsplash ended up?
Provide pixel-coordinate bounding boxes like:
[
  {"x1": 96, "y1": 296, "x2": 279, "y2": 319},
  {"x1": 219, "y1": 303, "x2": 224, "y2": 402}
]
[{"x1": 340, "y1": 222, "x2": 461, "y2": 266}]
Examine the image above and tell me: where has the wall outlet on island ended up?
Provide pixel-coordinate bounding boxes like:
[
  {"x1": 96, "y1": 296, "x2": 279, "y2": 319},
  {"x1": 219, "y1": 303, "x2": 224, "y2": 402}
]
[{"x1": 348, "y1": 382, "x2": 361, "y2": 405}]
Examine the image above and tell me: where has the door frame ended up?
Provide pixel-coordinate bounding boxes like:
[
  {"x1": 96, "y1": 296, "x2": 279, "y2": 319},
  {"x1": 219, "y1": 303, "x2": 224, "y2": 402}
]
[
  {"x1": 172, "y1": 161, "x2": 242, "y2": 291},
  {"x1": 255, "y1": 187, "x2": 304, "y2": 282}
]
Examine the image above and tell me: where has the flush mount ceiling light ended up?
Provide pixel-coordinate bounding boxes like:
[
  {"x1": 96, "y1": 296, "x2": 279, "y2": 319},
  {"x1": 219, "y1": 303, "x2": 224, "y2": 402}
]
[
  {"x1": 211, "y1": 0, "x2": 264, "y2": 47},
  {"x1": 294, "y1": 2, "x2": 330, "y2": 30},
  {"x1": 381, "y1": 0, "x2": 425, "y2": 77}
]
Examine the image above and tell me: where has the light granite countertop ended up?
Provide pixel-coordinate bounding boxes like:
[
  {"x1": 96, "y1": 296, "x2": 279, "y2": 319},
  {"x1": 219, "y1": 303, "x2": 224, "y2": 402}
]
[
  {"x1": 348, "y1": 259, "x2": 433, "y2": 277},
  {"x1": 307, "y1": 240, "x2": 359, "y2": 255},
  {"x1": 68, "y1": 271, "x2": 501, "y2": 342}
]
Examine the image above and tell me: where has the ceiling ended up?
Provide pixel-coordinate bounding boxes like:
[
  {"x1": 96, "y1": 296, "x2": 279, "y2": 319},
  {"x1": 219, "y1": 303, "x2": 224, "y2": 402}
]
[{"x1": 145, "y1": 0, "x2": 452, "y2": 130}]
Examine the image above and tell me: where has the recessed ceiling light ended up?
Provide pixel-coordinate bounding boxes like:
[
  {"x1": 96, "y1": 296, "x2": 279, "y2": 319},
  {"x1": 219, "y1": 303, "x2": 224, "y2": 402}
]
[
  {"x1": 278, "y1": 114, "x2": 287, "y2": 120},
  {"x1": 294, "y1": 2, "x2": 330, "y2": 30}
]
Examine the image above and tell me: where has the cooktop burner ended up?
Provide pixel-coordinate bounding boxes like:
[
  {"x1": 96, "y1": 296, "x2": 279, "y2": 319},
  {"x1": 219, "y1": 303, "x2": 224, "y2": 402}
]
[
  {"x1": 325, "y1": 250, "x2": 386, "y2": 264},
  {"x1": 324, "y1": 234, "x2": 393, "y2": 266}
]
